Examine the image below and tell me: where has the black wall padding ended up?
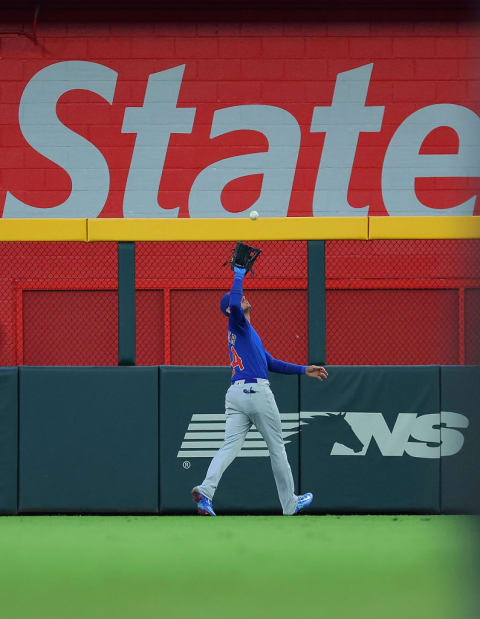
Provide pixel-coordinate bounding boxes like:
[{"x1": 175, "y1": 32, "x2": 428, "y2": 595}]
[
  {"x1": 9, "y1": 364, "x2": 479, "y2": 515},
  {"x1": 0, "y1": 369, "x2": 18, "y2": 514},
  {"x1": 440, "y1": 366, "x2": 480, "y2": 514},
  {"x1": 300, "y1": 366, "x2": 441, "y2": 513},
  {"x1": 19, "y1": 367, "x2": 158, "y2": 513}
]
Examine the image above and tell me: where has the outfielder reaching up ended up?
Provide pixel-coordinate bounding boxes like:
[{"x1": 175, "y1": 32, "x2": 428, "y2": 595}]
[{"x1": 192, "y1": 265, "x2": 328, "y2": 516}]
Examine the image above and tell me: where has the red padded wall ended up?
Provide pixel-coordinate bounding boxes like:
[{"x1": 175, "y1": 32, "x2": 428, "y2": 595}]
[
  {"x1": 170, "y1": 289, "x2": 308, "y2": 366},
  {"x1": 23, "y1": 290, "x2": 118, "y2": 366},
  {"x1": 326, "y1": 288, "x2": 459, "y2": 365},
  {"x1": 465, "y1": 288, "x2": 480, "y2": 364}
]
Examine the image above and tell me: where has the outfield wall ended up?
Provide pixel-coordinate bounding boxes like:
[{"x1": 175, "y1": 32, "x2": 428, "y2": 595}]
[{"x1": 1, "y1": 365, "x2": 478, "y2": 515}]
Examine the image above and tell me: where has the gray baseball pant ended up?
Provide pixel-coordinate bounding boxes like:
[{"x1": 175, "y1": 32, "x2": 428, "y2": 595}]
[{"x1": 196, "y1": 379, "x2": 298, "y2": 515}]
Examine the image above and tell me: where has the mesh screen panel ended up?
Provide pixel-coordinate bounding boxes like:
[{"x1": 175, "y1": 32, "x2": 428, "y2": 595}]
[
  {"x1": 326, "y1": 288, "x2": 459, "y2": 365},
  {"x1": 325, "y1": 239, "x2": 480, "y2": 365},
  {"x1": 465, "y1": 288, "x2": 480, "y2": 364},
  {"x1": 23, "y1": 290, "x2": 117, "y2": 366},
  {"x1": 136, "y1": 241, "x2": 308, "y2": 366},
  {"x1": 168, "y1": 289, "x2": 308, "y2": 366},
  {"x1": 0, "y1": 238, "x2": 478, "y2": 367},
  {"x1": 0, "y1": 242, "x2": 117, "y2": 366},
  {"x1": 136, "y1": 290, "x2": 164, "y2": 366}
]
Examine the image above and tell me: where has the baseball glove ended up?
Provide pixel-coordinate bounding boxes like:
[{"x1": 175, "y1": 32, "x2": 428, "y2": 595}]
[{"x1": 224, "y1": 241, "x2": 262, "y2": 275}]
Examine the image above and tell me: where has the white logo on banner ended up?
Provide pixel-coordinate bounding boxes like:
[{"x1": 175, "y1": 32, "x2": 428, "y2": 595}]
[
  {"x1": 3, "y1": 61, "x2": 479, "y2": 218},
  {"x1": 177, "y1": 411, "x2": 469, "y2": 460}
]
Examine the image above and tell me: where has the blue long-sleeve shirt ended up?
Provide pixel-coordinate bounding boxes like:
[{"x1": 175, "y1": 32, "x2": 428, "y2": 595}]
[{"x1": 227, "y1": 271, "x2": 306, "y2": 383}]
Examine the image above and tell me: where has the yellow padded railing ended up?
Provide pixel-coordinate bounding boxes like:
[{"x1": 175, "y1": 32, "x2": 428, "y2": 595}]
[
  {"x1": 369, "y1": 216, "x2": 480, "y2": 240},
  {"x1": 87, "y1": 217, "x2": 368, "y2": 241},
  {"x1": 0, "y1": 216, "x2": 479, "y2": 241},
  {"x1": 0, "y1": 219, "x2": 87, "y2": 241}
]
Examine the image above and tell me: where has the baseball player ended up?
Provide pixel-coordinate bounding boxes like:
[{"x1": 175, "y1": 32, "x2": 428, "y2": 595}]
[{"x1": 192, "y1": 265, "x2": 328, "y2": 516}]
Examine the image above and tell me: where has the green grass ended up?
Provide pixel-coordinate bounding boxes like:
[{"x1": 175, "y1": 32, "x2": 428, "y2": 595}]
[{"x1": 0, "y1": 515, "x2": 478, "y2": 619}]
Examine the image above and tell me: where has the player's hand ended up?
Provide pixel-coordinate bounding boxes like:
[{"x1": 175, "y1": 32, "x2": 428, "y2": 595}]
[
  {"x1": 233, "y1": 266, "x2": 246, "y2": 277},
  {"x1": 305, "y1": 365, "x2": 328, "y2": 381}
]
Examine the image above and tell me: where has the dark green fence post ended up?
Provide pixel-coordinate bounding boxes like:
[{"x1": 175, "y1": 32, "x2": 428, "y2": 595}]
[
  {"x1": 118, "y1": 242, "x2": 136, "y2": 366},
  {"x1": 307, "y1": 240, "x2": 326, "y2": 365}
]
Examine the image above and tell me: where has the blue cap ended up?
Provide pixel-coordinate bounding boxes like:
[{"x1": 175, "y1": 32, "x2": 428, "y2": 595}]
[{"x1": 220, "y1": 293, "x2": 230, "y2": 316}]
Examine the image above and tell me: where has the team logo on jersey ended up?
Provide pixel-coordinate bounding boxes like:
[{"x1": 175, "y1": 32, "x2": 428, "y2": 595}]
[
  {"x1": 230, "y1": 345, "x2": 244, "y2": 373},
  {"x1": 177, "y1": 411, "x2": 469, "y2": 459}
]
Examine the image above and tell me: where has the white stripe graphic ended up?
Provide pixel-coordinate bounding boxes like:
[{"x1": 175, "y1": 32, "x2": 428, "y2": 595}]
[
  {"x1": 191, "y1": 414, "x2": 227, "y2": 421},
  {"x1": 190, "y1": 413, "x2": 299, "y2": 421},
  {"x1": 181, "y1": 440, "x2": 271, "y2": 449},
  {"x1": 187, "y1": 423, "x2": 227, "y2": 431},
  {"x1": 184, "y1": 430, "x2": 298, "y2": 440},
  {"x1": 180, "y1": 450, "x2": 270, "y2": 458},
  {"x1": 177, "y1": 412, "x2": 300, "y2": 458},
  {"x1": 186, "y1": 422, "x2": 299, "y2": 431}
]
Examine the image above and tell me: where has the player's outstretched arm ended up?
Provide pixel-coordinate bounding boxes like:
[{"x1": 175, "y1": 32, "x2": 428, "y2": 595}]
[
  {"x1": 265, "y1": 350, "x2": 307, "y2": 375},
  {"x1": 305, "y1": 365, "x2": 328, "y2": 381},
  {"x1": 264, "y1": 351, "x2": 328, "y2": 381},
  {"x1": 229, "y1": 266, "x2": 246, "y2": 324}
]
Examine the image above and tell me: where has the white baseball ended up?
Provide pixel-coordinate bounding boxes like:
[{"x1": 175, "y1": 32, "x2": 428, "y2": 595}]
[{"x1": 250, "y1": 210, "x2": 259, "y2": 220}]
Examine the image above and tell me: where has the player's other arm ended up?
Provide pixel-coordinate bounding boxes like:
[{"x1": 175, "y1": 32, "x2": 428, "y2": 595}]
[{"x1": 265, "y1": 351, "x2": 328, "y2": 381}]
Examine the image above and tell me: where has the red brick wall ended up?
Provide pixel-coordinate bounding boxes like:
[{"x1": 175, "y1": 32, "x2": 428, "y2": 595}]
[{"x1": 0, "y1": 6, "x2": 478, "y2": 218}]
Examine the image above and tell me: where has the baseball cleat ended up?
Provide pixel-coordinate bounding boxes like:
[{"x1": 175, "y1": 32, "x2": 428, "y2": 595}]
[
  {"x1": 294, "y1": 492, "x2": 313, "y2": 514},
  {"x1": 192, "y1": 488, "x2": 216, "y2": 516}
]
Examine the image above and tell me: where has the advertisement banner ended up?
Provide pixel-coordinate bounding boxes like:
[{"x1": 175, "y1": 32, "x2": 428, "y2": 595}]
[{"x1": 0, "y1": 17, "x2": 478, "y2": 219}]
